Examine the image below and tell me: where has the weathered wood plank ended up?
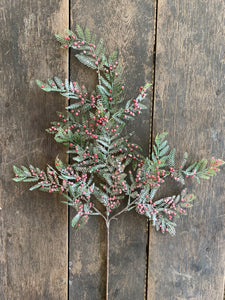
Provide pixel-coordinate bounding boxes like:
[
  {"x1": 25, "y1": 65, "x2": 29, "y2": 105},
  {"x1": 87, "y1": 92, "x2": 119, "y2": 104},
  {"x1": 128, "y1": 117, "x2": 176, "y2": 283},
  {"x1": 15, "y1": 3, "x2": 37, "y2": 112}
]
[
  {"x1": 0, "y1": 1, "x2": 68, "y2": 299},
  {"x1": 148, "y1": 1, "x2": 225, "y2": 299},
  {"x1": 69, "y1": 0, "x2": 156, "y2": 299}
]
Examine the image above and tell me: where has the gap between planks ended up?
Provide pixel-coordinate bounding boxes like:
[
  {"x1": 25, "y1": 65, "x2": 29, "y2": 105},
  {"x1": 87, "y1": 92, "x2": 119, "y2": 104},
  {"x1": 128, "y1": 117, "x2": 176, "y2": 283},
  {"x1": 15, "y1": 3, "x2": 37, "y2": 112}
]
[{"x1": 145, "y1": 0, "x2": 158, "y2": 299}]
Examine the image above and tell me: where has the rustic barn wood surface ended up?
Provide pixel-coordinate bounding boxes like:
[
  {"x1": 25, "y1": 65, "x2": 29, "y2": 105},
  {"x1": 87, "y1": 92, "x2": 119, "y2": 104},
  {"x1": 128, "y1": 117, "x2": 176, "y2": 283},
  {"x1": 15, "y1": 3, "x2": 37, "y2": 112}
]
[{"x1": 0, "y1": 0, "x2": 224, "y2": 299}]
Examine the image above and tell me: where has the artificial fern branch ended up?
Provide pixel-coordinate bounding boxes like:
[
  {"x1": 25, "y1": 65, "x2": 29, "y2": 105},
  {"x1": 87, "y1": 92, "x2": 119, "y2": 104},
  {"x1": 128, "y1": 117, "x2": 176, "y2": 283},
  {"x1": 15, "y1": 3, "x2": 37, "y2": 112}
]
[{"x1": 11, "y1": 25, "x2": 224, "y2": 300}]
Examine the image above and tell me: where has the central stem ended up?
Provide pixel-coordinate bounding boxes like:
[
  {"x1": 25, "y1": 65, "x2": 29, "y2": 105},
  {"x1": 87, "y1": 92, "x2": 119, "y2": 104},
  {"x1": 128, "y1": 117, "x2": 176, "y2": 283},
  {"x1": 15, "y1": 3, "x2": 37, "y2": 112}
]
[
  {"x1": 104, "y1": 198, "x2": 135, "y2": 299},
  {"x1": 106, "y1": 221, "x2": 110, "y2": 300}
]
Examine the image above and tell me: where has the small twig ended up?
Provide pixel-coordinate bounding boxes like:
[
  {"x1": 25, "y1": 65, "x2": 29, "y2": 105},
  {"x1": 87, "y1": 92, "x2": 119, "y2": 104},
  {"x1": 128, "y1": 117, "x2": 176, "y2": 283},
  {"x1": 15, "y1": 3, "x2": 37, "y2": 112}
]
[
  {"x1": 97, "y1": 65, "x2": 101, "y2": 86},
  {"x1": 83, "y1": 198, "x2": 107, "y2": 221},
  {"x1": 93, "y1": 205, "x2": 107, "y2": 221},
  {"x1": 109, "y1": 197, "x2": 136, "y2": 222}
]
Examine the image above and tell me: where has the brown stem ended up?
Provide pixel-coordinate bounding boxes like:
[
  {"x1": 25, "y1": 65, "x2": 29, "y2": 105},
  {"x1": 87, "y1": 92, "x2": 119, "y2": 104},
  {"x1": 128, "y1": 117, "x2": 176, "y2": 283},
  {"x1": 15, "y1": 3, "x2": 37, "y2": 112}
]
[
  {"x1": 106, "y1": 220, "x2": 110, "y2": 300},
  {"x1": 104, "y1": 197, "x2": 136, "y2": 299}
]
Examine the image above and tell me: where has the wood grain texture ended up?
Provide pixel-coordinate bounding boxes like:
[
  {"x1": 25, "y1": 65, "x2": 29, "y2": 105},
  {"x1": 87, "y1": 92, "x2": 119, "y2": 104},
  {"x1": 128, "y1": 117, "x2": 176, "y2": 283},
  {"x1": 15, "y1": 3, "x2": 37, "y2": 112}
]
[
  {"x1": 0, "y1": 1, "x2": 68, "y2": 299},
  {"x1": 148, "y1": 1, "x2": 225, "y2": 299},
  {"x1": 69, "y1": 0, "x2": 156, "y2": 299}
]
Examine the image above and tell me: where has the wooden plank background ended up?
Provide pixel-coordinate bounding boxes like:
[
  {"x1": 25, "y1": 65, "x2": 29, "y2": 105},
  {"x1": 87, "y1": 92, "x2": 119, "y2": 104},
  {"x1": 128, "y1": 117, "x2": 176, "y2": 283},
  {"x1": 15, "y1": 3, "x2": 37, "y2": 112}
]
[
  {"x1": 0, "y1": 0, "x2": 224, "y2": 299},
  {"x1": 0, "y1": 1, "x2": 68, "y2": 299}
]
